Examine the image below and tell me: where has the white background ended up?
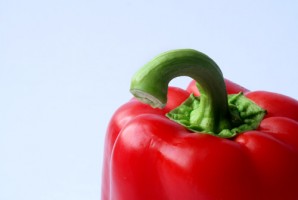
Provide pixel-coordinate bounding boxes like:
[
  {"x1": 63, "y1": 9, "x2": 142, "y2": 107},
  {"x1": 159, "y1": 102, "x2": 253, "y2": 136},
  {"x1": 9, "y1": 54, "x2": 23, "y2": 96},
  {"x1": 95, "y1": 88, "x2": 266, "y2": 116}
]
[{"x1": 1, "y1": 0, "x2": 297, "y2": 199}]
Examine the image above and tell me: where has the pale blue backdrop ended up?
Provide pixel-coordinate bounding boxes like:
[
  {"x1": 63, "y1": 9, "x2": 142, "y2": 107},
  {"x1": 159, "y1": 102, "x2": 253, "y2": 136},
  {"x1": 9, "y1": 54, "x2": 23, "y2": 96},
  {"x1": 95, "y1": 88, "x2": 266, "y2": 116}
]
[{"x1": 1, "y1": 0, "x2": 297, "y2": 199}]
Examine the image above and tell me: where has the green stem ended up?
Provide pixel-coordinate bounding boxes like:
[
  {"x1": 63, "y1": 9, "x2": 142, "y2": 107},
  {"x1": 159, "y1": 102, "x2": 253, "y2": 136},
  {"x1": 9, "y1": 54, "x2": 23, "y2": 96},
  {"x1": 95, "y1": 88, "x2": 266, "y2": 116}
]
[{"x1": 130, "y1": 49, "x2": 231, "y2": 133}]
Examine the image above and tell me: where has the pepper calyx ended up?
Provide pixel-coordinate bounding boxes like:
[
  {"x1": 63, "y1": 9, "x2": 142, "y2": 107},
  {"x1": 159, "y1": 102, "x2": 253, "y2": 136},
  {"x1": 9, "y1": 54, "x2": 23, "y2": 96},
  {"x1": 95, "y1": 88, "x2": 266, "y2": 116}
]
[{"x1": 166, "y1": 92, "x2": 266, "y2": 138}]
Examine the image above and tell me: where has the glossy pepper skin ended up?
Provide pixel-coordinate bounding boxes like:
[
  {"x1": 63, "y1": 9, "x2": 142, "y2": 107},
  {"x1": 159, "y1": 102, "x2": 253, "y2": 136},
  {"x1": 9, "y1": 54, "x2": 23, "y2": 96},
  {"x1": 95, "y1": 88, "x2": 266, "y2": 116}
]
[{"x1": 102, "y1": 49, "x2": 298, "y2": 200}]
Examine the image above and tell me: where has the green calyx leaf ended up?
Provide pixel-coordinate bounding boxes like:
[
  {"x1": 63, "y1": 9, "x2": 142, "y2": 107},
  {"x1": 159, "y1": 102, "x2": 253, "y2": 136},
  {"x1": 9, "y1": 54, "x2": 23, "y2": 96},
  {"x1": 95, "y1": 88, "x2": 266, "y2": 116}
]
[{"x1": 166, "y1": 92, "x2": 266, "y2": 138}]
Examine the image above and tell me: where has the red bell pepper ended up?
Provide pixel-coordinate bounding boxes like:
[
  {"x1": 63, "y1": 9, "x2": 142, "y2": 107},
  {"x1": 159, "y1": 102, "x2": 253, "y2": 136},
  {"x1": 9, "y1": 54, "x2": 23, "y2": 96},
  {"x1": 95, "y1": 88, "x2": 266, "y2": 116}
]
[{"x1": 102, "y1": 49, "x2": 298, "y2": 200}]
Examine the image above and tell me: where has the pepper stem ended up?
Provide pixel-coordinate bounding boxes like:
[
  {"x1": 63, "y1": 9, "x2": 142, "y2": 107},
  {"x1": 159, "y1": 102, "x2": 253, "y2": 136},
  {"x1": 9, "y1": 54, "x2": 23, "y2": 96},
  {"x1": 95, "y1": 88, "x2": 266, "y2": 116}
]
[{"x1": 130, "y1": 49, "x2": 231, "y2": 133}]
